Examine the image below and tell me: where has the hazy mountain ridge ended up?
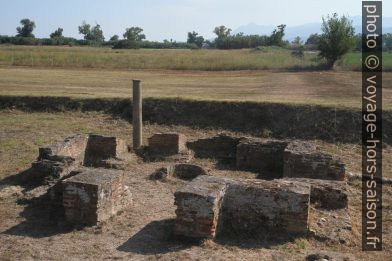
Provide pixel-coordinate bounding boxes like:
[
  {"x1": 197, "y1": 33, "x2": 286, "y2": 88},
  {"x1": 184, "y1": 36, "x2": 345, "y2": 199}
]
[{"x1": 234, "y1": 16, "x2": 392, "y2": 41}]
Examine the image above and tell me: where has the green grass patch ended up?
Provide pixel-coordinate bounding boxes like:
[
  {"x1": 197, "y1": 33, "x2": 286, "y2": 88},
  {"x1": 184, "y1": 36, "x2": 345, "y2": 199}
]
[{"x1": 0, "y1": 45, "x2": 320, "y2": 71}]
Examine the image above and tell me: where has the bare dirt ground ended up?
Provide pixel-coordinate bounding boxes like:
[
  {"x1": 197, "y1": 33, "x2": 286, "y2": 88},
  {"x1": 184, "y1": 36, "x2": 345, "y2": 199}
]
[{"x1": 0, "y1": 111, "x2": 391, "y2": 260}]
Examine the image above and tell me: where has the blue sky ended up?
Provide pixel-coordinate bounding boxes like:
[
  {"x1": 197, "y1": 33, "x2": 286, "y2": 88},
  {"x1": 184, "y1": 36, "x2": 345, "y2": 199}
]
[{"x1": 0, "y1": 0, "x2": 391, "y2": 41}]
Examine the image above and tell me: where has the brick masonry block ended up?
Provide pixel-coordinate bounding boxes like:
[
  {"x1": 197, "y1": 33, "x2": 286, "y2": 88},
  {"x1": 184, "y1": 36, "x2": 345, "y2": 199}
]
[
  {"x1": 84, "y1": 134, "x2": 127, "y2": 166},
  {"x1": 32, "y1": 134, "x2": 130, "y2": 180},
  {"x1": 173, "y1": 176, "x2": 310, "y2": 238},
  {"x1": 62, "y1": 168, "x2": 131, "y2": 226},
  {"x1": 221, "y1": 178, "x2": 310, "y2": 235},
  {"x1": 187, "y1": 134, "x2": 241, "y2": 160},
  {"x1": 32, "y1": 135, "x2": 88, "y2": 179},
  {"x1": 282, "y1": 178, "x2": 348, "y2": 209},
  {"x1": 174, "y1": 176, "x2": 227, "y2": 238},
  {"x1": 38, "y1": 134, "x2": 88, "y2": 163},
  {"x1": 148, "y1": 133, "x2": 186, "y2": 155},
  {"x1": 283, "y1": 142, "x2": 345, "y2": 181},
  {"x1": 236, "y1": 138, "x2": 288, "y2": 178}
]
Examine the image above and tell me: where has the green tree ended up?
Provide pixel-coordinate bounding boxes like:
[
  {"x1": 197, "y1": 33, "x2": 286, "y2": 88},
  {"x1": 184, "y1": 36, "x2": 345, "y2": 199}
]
[
  {"x1": 213, "y1": 26, "x2": 232, "y2": 49},
  {"x1": 187, "y1": 31, "x2": 204, "y2": 48},
  {"x1": 78, "y1": 21, "x2": 105, "y2": 43},
  {"x1": 16, "y1": 18, "x2": 36, "y2": 37},
  {"x1": 317, "y1": 13, "x2": 355, "y2": 68},
  {"x1": 213, "y1": 25, "x2": 231, "y2": 39},
  {"x1": 306, "y1": 33, "x2": 320, "y2": 45},
  {"x1": 123, "y1": 27, "x2": 145, "y2": 42},
  {"x1": 291, "y1": 36, "x2": 305, "y2": 58},
  {"x1": 384, "y1": 33, "x2": 392, "y2": 51},
  {"x1": 269, "y1": 24, "x2": 286, "y2": 46},
  {"x1": 110, "y1": 35, "x2": 119, "y2": 41},
  {"x1": 78, "y1": 21, "x2": 91, "y2": 38},
  {"x1": 50, "y1": 28, "x2": 63, "y2": 38},
  {"x1": 292, "y1": 36, "x2": 303, "y2": 45}
]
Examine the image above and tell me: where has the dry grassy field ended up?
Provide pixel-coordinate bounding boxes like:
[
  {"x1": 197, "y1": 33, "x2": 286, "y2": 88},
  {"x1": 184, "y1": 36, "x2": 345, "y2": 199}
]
[
  {"x1": 0, "y1": 45, "x2": 324, "y2": 71},
  {"x1": 0, "y1": 45, "x2": 391, "y2": 71},
  {"x1": 1, "y1": 67, "x2": 392, "y2": 109}
]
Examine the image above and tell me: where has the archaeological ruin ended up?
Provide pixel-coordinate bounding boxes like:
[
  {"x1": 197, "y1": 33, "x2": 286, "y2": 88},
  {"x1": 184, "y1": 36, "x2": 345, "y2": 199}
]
[{"x1": 28, "y1": 131, "x2": 351, "y2": 244}]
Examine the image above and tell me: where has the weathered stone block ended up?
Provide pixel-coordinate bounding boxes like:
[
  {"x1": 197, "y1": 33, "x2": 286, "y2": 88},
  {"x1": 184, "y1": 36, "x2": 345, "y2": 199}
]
[
  {"x1": 283, "y1": 178, "x2": 348, "y2": 209},
  {"x1": 31, "y1": 159, "x2": 76, "y2": 180},
  {"x1": 173, "y1": 176, "x2": 311, "y2": 239},
  {"x1": 84, "y1": 134, "x2": 128, "y2": 167},
  {"x1": 187, "y1": 134, "x2": 241, "y2": 160},
  {"x1": 32, "y1": 135, "x2": 88, "y2": 179},
  {"x1": 62, "y1": 168, "x2": 131, "y2": 225},
  {"x1": 38, "y1": 134, "x2": 88, "y2": 163},
  {"x1": 32, "y1": 134, "x2": 131, "y2": 180},
  {"x1": 171, "y1": 164, "x2": 208, "y2": 180},
  {"x1": 283, "y1": 142, "x2": 345, "y2": 181},
  {"x1": 236, "y1": 138, "x2": 288, "y2": 178},
  {"x1": 174, "y1": 176, "x2": 227, "y2": 238},
  {"x1": 148, "y1": 133, "x2": 186, "y2": 155},
  {"x1": 221, "y1": 178, "x2": 310, "y2": 235}
]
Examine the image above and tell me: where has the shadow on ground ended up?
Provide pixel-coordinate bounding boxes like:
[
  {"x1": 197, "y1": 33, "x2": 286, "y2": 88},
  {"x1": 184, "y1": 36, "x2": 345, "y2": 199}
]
[
  {"x1": 1, "y1": 168, "x2": 74, "y2": 238},
  {"x1": 215, "y1": 230, "x2": 298, "y2": 249},
  {"x1": 117, "y1": 218, "x2": 301, "y2": 255},
  {"x1": 117, "y1": 219, "x2": 193, "y2": 255},
  {"x1": 0, "y1": 168, "x2": 36, "y2": 188},
  {"x1": 3, "y1": 195, "x2": 73, "y2": 238}
]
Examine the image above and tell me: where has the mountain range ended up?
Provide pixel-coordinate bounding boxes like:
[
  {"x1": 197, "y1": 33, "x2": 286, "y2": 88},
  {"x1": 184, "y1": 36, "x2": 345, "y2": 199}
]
[{"x1": 233, "y1": 16, "x2": 392, "y2": 42}]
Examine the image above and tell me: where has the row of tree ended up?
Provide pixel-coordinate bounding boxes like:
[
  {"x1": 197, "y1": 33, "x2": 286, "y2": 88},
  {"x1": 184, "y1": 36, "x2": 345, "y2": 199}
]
[
  {"x1": 2, "y1": 15, "x2": 392, "y2": 69},
  {"x1": 3, "y1": 18, "x2": 290, "y2": 49}
]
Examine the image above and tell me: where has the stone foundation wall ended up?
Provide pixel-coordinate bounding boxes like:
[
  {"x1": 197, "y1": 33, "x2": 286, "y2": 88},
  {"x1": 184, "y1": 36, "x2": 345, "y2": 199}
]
[
  {"x1": 32, "y1": 134, "x2": 130, "y2": 179},
  {"x1": 38, "y1": 134, "x2": 88, "y2": 163},
  {"x1": 174, "y1": 176, "x2": 311, "y2": 238},
  {"x1": 148, "y1": 133, "x2": 186, "y2": 155},
  {"x1": 282, "y1": 178, "x2": 348, "y2": 209},
  {"x1": 283, "y1": 142, "x2": 345, "y2": 181},
  {"x1": 173, "y1": 176, "x2": 227, "y2": 238},
  {"x1": 32, "y1": 135, "x2": 89, "y2": 179},
  {"x1": 187, "y1": 134, "x2": 241, "y2": 160},
  {"x1": 236, "y1": 138, "x2": 288, "y2": 178},
  {"x1": 84, "y1": 134, "x2": 127, "y2": 166},
  {"x1": 221, "y1": 178, "x2": 310, "y2": 235},
  {"x1": 62, "y1": 168, "x2": 130, "y2": 225}
]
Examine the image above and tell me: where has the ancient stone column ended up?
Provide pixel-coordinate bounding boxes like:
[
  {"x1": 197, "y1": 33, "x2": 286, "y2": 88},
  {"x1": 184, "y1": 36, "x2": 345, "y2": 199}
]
[{"x1": 132, "y1": 80, "x2": 142, "y2": 149}]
